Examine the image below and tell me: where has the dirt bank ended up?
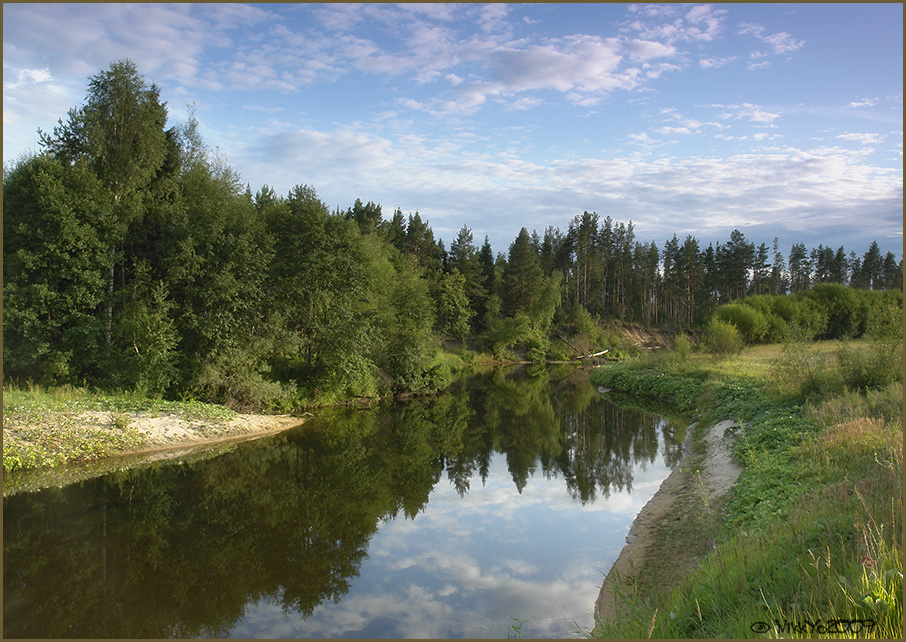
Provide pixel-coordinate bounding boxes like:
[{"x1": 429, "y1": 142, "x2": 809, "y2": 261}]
[{"x1": 595, "y1": 419, "x2": 742, "y2": 623}]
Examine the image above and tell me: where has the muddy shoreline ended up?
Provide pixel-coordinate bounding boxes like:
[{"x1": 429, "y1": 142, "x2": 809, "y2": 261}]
[{"x1": 595, "y1": 419, "x2": 742, "y2": 622}]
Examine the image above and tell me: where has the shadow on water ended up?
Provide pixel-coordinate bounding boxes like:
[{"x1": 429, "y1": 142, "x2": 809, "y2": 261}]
[{"x1": 3, "y1": 365, "x2": 684, "y2": 638}]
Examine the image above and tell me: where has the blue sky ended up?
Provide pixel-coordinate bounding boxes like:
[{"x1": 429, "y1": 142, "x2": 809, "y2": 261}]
[{"x1": 3, "y1": 3, "x2": 902, "y2": 258}]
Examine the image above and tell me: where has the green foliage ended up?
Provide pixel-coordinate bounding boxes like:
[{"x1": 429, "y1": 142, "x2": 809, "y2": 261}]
[
  {"x1": 192, "y1": 346, "x2": 290, "y2": 412},
  {"x1": 6, "y1": 59, "x2": 901, "y2": 413},
  {"x1": 802, "y1": 282, "x2": 872, "y2": 340},
  {"x1": 771, "y1": 296, "x2": 902, "y2": 398},
  {"x1": 770, "y1": 324, "x2": 834, "y2": 398},
  {"x1": 563, "y1": 303, "x2": 598, "y2": 337},
  {"x1": 836, "y1": 344, "x2": 903, "y2": 391},
  {"x1": 112, "y1": 266, "x2": 178, "y2": 394},
  {"x1": 590, "y1": 362, "x2": 705, "y2": 414},
  {"x1": 673, "y1": 333, "x2": 692, "y2": 363},
  {"x1": 589, "y1": 336, "x2": 903, "y2": 641},
  {"x1": 40, "y1": 59, "x2": 167, "y2": 200},
  {"x1": 737, "y1": 294, "x2": 789, "y2": 342},
  {"x1": 378, "y1": 253, "x2": 439, "y2": 391},
  {"x1": 3, "y1": 154, "x2": 112, "y2": 385},
  {"x1": 488, "y1": 315, "x2": 534, "y2": 361},
  {"x1": 503, "y1": 228, "x2": 544, "y2": 323},
  {"x1": 846, "y1": 298, "x2": 906, "y2": 390},
  {"x1": 436, "y1": 269, "x2": 474, "y2": 337},
  {"x1": 264, "y1": 184, "x2": 378, "y2": 397},
  {"x1": 703, "y1": 318, "x2": 743, "y2": 356},
  {"x1": 713, "y1": 303, "x2": 769, "y2": 344}
]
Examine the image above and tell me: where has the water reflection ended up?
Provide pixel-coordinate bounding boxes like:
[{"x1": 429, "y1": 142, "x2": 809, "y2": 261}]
[{"x1": 3, "y1": 366, "x2": 684, "y2": 639}]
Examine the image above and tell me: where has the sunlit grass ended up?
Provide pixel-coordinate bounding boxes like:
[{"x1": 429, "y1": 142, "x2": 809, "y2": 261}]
[
  {"x1": 588, "y1": 337, "x2": 903, "y2": 639},
  {"x1": 2, "y1": 382, "x2": 238, "y2": 472}
]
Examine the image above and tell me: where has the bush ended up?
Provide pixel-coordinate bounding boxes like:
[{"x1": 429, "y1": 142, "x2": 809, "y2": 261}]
[
  {"x1": 770, "y1": 323, "x2": 835, "y2": 398},
  {"x1": 713, "y1": 303, "x2": 769, "y2": 344},
  {"x1": 742, "y1": 295, "x2": 789, "y2": 342},
  {"x1": 703, "y1": 318, "x2": 743, "y2": 356},
  {"x1": 836, "y1": 345, "x2": 903, "y2": 391},
  {"x1": 835, "y1": 298, "x2": 903, "y2": 391},
  {"x1": 563, "y1": 303, "x2": 598, "y2": 337},
  {"x1": 487, "y1": 315, "x2": 535, "y2": 360},
  {"x1": 191, "y1": 348, "x2": 290, "y2": 411},
  {"x1": 673, "y1": 333, "x2": 692, "y2": 362},
  {"x1": 801, "y1": 283, "x2": 871, "y2": 340}
]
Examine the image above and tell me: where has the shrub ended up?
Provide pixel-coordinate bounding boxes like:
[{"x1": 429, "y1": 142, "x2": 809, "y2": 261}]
[
  {"x1": 713, "y1": 303, "x2": 769, "y2": 344},
  {"x1": 703, "y1": 318, "x2": 743, "y2": 356},
  {"x1": 673, "y1": 333, "x2": 692, "y2": 362},
  {"x1": 770, "y1": 324, "x2": 832, "y2": 398},
  {"x1": 487, "y1": 314, "x2": 543, "y2": 361},
  {"x1": 836, "y1": 346, "x2": 900, "y2": 391},
  {"x1": 800, "y1": 283, "x2": 871, "y2": 340},
  {"x1": 742, "y1": 295, "x2": 788, "y2": 342},
  {"x1": 191, "y1": 347, "x2": 290, "y2": 411},
  {"x1": 834, "y1": 298, "x2": 903, "y2": 391}
]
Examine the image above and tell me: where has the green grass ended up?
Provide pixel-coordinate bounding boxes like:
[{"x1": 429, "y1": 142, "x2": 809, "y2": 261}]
[
  {"x1": 2, "y1": 383, "x2": 238, "y2": 472},
  {"x1": 588, "y1": 339, "x2": 902, "y2": 639}
]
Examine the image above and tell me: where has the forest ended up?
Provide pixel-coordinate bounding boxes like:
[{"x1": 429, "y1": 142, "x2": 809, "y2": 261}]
[{"x1": 4, "y1": 61, "x2": 903, "y2": 410}]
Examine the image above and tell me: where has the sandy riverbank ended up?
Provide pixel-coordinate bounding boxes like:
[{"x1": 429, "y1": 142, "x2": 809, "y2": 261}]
[
  {"x1": 595, "y1": 419, "x2": 742, "y2": 622},
  {"x1": 87, "y1": 409, "x2": 309, "y2": 456},
  {"x1": 3, "y1": 409, "x2": 310, "y2": 495}
]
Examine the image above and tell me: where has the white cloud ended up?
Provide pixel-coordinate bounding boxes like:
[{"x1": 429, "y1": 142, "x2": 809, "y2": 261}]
[
  {"x1": 654, "y1": 126, "x2": 692, "y2": 135},
  {"x1": 241, "y1": 105, "x2": 284, "y2": 114},
  {"x1": 738, "y1": 22, "x2": 805, "y2": 55},
  {"x1": 713, "y1": 102, "x2": 781, "y2": 125},
  {"x1": 508, "y1": 96, "x2": 543, "y2": 111},
  {"x1": 683, "y1": 4, "x2": 726, "y2": 41},
  {"x1": 227, "y1": 119, "x2": 902, "y2": 257},
  {"x1": 476, "y1": 3, "x2": 511, "y2": 34},
  {"x1": 624, "y1": 3, "x2": 726, "y2": 44},
  {"x1": 2, "y1": 63, "x2": 83, "y2": 154},
  {"x1": 394, "y1": 32, "x2": 672, "y2": 115},
  {"x1": 846, "y1": 97, "x2": 879, "y2": 109},
  {"x1": 699, "y1": 56, "x2": 736, "y2": 69},
  {"x1": 763, "y1": 30, "x2": 806, "y2": 55},
  {"x1": 837, "y1": 132, "x2": 885, "y2": 145},
  {"x1": 624, "y1": 39, "x2": 676, "y2": 61},
  {"x1": 489, "y1": 36, "x2": 627, "y2": 94}
]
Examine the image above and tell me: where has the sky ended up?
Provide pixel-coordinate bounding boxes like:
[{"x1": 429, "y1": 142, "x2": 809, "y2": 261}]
[{"x1": 3, "y1": 3, "x2": 903, "y2": 259}]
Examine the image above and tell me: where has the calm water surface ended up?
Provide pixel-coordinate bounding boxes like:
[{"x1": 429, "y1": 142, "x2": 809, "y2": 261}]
[{"x1": 4, "y1": 366, "x2": 684, "y2": 638}]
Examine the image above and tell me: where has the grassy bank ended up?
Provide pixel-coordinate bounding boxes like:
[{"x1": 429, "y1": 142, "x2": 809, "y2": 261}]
[
  {"x1": 2, "y1": 384, "x2": 237, "y2": 472},
  {"x1": 589, "y1": 341, "x2": 902, "y2": 639}
]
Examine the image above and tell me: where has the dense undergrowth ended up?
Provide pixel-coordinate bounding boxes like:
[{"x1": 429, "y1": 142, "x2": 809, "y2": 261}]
[{"x1": 588, "y1": 335, "x2": 902, "y2": 639}]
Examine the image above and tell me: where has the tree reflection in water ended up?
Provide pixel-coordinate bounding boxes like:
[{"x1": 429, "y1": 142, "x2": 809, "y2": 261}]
[{"x1": 3, "y1": 366, "x2": 684, "y2": 639}]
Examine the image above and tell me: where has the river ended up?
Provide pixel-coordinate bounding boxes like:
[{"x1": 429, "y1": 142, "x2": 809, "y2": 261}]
[{"x1": 3, "y1": 366, "x2": 685, "y2": 639}]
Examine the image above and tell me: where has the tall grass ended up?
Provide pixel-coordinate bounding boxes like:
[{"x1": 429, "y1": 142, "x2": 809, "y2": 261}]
[{"x1": 588, "y1": 336, "x2": 903, "y2": 639}]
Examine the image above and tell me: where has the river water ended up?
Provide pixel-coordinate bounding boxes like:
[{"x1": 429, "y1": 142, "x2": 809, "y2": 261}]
[{"x1": 3, "y1": 366, "x2": 684, "y2": 639}]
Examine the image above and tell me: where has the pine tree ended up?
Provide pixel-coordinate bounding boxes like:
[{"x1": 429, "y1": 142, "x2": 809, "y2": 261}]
[
  {"x1": 503, "y1": 228, "x2": 544, "y2": 325},
  {"x1": 769, "y1": 237, "x2": 788, "y2": 295}
]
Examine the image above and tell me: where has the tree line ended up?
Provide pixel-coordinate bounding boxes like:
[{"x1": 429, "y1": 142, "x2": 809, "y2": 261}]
[{"x1": 4, "y1": 61, "x2": 902, "y2": 407}]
